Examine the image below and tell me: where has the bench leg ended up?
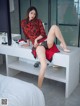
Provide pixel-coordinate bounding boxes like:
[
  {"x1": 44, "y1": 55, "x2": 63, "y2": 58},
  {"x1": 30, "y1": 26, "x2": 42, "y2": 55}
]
[{"x1": 65, "y1": 56, "x2": 79, "y2": 98}]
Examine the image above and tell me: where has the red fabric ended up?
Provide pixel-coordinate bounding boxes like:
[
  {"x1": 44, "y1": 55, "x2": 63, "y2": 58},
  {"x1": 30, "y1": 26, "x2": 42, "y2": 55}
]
[
  {"x1": 32, "y1": 43, "x2": 60, "y2": 62},
  {"x1": 21, "y1": 18, "x2": 60, "y2": 62},
  {"x1": 21, "y1": 19, "x2": 47, "y2": 44},
  {"x1": 18, "y1": 39, "x2": 25, "y2": 42}
]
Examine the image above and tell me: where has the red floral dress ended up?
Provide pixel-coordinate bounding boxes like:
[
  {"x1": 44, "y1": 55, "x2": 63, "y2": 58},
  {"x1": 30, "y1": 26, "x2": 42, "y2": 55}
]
[{"x1": 21, "y1": 18, "x2": 60, "y2": 62}]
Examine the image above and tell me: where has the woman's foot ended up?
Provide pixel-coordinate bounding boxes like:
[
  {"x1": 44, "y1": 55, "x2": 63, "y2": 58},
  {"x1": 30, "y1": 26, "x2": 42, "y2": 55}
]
[{"x1": 60, "y1": 43, "x2": 70, "y2": 53}]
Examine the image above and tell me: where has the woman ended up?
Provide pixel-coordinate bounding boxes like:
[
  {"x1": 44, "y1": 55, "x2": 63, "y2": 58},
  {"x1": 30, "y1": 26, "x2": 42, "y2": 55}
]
[{"x1": 21, "y1": 6, "x2": 70, "y2": 89}]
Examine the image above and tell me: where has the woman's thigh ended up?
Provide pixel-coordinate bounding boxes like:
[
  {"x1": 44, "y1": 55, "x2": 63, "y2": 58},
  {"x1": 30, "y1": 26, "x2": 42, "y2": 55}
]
[
  {"x1": 36, "y1": 46, "x2": 46, "y2": 65},
  {"x1": 47, "y1": 25, "x2": 56, "y2": 48}
]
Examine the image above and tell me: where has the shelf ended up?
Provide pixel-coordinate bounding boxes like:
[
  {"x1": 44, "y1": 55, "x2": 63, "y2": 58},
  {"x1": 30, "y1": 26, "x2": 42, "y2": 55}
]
[
  {"x1": 3, "y1": 44, "x2": 80, "y2": 98},
  {"x1": 8, "y1": 61, "x2": 66, "y2": 83}
]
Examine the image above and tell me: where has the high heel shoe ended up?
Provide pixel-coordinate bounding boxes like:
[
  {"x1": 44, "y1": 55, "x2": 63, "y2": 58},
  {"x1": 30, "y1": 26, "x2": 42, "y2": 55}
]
[
  {"x1": 34, "y1": 61, "x2": 40, "y2": 68},
  {"x1": 60, "y1": 43, "x2": 70, "y2": 53}
]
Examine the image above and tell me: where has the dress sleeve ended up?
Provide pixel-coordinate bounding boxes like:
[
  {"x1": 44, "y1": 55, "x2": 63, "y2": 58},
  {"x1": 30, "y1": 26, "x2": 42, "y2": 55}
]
[
  {"x1": 38, "y1": 19, "x2": 47, "y2": 38},
  {"x1": 21, "y1": 20, "x2": 29, "y2": 39}
]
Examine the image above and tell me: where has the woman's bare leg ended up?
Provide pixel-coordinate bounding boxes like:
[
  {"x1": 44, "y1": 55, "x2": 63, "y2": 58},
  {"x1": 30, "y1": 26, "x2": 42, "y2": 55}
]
[
  {"x1": 47, "y1": 25, "x2": 70, "y2": 52},
  {"x1": 36, "y1": 46, "x2": 47, "y2": 89}
]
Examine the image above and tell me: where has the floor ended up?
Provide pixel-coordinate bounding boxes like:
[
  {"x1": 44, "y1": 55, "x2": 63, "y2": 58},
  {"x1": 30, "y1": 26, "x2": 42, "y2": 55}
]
[{"x1": 0, "y1": 63, "x2": 80, "y2": 106}]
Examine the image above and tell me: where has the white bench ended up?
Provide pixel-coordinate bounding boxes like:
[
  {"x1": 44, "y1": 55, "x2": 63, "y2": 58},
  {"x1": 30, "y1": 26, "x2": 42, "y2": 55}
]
[{"x1": 0, "y1": 41, "x2": 80, "y2": 98}]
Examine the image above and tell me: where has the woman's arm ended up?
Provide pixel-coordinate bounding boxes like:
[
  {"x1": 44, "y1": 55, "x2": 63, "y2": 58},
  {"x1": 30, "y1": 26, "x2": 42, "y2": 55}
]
[
  {"x1": 21, "y1": 39, "x2": 30, "y2": 47},
  {"x1": 35, "y1": 35, "x2": 43, "y2": 41},
  {"x1": 33, "y1": 35, "x2": 43, "y2": 48},
  {"x1": 38, "y1": 19, "x2": 47, "y2": 38},
  {"x1": 34, "y1": 19, "x2": 47, "y2": 48}
]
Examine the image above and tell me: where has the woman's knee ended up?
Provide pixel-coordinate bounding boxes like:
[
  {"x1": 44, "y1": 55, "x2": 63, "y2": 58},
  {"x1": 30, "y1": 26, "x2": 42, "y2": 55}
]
[
  {"x1": 36, "y1": 46, "x2": 45, "y2": 53},
  {"x1": 51, "y1": 25, "x2": 58, "y2": 30}
]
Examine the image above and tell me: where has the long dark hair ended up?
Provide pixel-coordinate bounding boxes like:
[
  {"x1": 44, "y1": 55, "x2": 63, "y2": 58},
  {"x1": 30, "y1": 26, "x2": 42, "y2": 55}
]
[{"x1": 26, "y1": 6, "x2": 38, "y2": 22}]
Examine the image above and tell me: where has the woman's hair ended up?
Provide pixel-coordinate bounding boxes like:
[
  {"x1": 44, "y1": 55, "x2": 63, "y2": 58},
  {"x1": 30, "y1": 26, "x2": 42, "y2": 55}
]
[{"x1": 26, "y1": 6, "x2": 38, "y2": 21}]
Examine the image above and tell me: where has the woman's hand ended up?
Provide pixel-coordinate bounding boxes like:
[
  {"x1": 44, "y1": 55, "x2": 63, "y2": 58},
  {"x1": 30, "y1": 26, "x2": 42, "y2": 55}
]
[
  {"x1": 21, "y1": 43, "x2": 29, "y2": 47},
  {"x1": 21, "y1": 39, "x2": 30, "y2": 47},
  {"x1": 34, "y1": 39, "x2": 39, "y2": 48}
]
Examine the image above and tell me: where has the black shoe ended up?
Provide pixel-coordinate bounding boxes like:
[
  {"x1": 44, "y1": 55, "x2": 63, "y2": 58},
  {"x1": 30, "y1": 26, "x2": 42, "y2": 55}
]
[{"x1": 34, "y1": 61, "x2": 40, "y2": 68}]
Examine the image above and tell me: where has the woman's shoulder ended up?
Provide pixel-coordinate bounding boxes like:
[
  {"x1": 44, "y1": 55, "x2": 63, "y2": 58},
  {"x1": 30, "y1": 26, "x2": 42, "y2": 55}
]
[
  {"x1": 21, "y1": 19, "x2": 26, "y2": 23},
  {"x1": 36, "y1": 19, "x2": 43, "y2": 25},
  {"x1": 21, "y1": 19, "x2": 27, "y2": 28},
  {"x1": 37, "y1": 18, "x2": 42, "y2": 22}
]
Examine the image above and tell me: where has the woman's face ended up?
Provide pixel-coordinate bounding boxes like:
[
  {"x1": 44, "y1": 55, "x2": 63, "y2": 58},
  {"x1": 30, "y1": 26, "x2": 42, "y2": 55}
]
[{"x1": 29, "y1": 10, "x2": 36, "y2": 21}]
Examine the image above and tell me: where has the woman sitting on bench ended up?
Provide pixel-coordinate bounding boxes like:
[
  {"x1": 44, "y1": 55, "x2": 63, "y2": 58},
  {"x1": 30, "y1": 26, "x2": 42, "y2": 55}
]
[{"x1": 21, "y1": 6, "x2": 70, "y2": 89}]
